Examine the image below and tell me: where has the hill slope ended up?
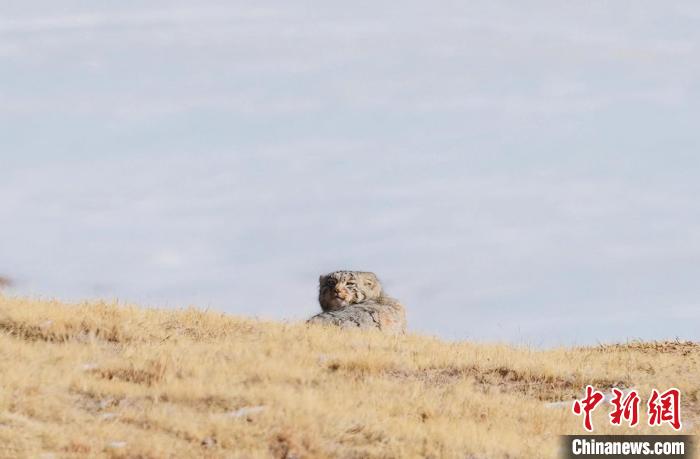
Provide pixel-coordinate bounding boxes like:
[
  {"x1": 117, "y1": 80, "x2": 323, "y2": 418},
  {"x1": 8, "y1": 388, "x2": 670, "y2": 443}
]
[{"x1": 0, "y1": 296, "x2": 697, "y2": 458}]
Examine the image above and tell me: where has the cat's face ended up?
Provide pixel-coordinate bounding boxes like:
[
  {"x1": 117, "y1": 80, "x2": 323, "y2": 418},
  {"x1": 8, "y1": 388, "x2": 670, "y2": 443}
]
[{"x1": 318, "y1": 271, "x2": 382, "y2": 311}]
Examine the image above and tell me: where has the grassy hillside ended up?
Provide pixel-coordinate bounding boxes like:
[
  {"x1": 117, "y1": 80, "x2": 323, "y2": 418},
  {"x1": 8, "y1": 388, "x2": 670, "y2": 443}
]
[{"x1": 0, "y1": 296, "x2": 697, "y2": 458}]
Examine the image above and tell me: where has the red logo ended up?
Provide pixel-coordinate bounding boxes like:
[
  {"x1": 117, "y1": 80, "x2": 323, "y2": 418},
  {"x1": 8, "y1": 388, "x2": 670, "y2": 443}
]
[
  {"x1": 572, "y1": 385, "x2": 605, "y2": 432},
  {"x1": 609, "y1": 388, "x2": 640, "y2": 427},
  {"x1": 647, "y1": 388, "x2": 682, "y2": 430},
  {"x1": 573, "y1": 386, "x2": 682, "y2": 431}
]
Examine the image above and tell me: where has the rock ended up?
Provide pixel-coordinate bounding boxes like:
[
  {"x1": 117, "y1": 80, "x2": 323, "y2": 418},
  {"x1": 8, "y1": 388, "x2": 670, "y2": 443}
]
[
  {"x1": 201, "y1": 437, "x2": 217, "y2": 448},
  {"x1": 227, "y1": 405, "x2": 266, "y2": 418},
  {"x1": 543, "y1": 400, "x2": 573, "y2": 409},
  {"x1": 106, "y1": 441, "x2": 126, "y2": 449},
  {"x1": 0, "y1": 276, "x2": 12, "y2": 289},
  {"x1": 307, "y1": 299, "x2": 406, "y2": 334}
]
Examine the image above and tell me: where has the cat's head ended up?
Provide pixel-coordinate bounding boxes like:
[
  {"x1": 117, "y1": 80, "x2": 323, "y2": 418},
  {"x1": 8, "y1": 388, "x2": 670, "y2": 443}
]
[{"x1": 318, "y1": 270, "x2": 382, "y2": 311}]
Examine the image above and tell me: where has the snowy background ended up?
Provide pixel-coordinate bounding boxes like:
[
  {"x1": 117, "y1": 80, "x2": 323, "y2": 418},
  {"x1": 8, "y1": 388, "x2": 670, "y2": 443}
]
[{"x1": 2, "y1": 1, "x2": 699, "y2": 345}]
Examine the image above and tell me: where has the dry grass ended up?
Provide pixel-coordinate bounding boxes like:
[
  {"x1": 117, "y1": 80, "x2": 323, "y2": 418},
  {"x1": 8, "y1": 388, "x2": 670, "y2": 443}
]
[{"x1": 0, "y1": 296, "x2": 697, "y2": 458}]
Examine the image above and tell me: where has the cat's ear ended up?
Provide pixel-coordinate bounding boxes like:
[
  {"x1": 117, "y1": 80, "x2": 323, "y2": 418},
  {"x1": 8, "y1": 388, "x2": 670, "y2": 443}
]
[
  {"x1": 365, "y1": 273, "x2": 380, "y2": 289},
  {"x1": 319, "y1": 275, "x2": 326, "y2": 285}
]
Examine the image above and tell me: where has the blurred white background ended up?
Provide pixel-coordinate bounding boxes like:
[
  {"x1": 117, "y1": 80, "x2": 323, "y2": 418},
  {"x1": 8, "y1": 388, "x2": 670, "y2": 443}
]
[{"x1": 1, "y1": 1, "x2": 699, "y2": 345}]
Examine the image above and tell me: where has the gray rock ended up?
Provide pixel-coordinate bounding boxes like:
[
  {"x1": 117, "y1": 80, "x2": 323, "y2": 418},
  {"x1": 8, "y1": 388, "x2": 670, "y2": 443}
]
[
  {"x1": 227, "y1": 405, "x2": 266, "y2": 418},
  {"x1": 307, "y1": 299, "x2": 406, "y2": 335},
  {"x1": 0, "y1": 276, "x2": 12, "y2": 289}
]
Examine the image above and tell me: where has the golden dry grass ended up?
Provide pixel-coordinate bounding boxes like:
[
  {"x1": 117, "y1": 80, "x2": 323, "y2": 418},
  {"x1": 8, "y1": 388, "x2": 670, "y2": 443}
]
[{"x1": 0, "y1": 295, "x2": 697, "y2": 458}]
